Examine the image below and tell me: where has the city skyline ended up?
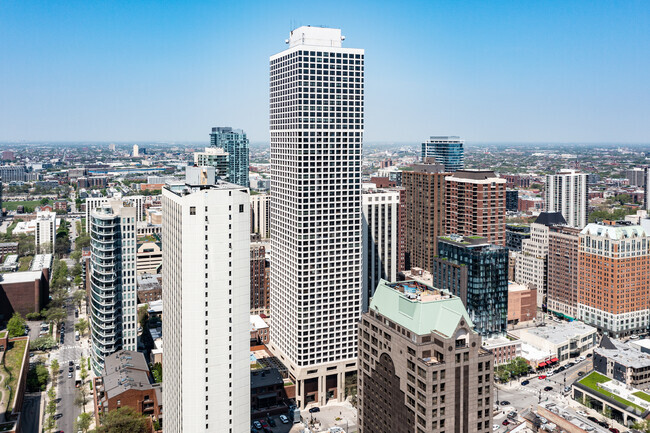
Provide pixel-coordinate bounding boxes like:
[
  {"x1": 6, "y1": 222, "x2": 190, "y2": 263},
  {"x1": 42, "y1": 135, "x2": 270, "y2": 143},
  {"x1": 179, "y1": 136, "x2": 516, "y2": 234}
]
[{"x1": 1, "y1": 1, "x2": 649, "y2": 143}]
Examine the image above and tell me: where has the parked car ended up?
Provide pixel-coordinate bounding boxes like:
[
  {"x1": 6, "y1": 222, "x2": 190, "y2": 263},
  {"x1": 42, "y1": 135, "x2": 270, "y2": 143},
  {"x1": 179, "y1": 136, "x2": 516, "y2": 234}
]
[
  {"x1": 538, "y1": 375, "x2": 547, "y2": 380},
  {"x1": 268, "y1": 418, "x2": 276, "y2": 427},
  {"x1": 253, "y1": 421, "x2": 262, "y2": 429},
  {"x1": 500, "y1": 400, "x2": 510, "y2": 406},
  {"x1": 54, "y1": 413, "x2": 63, "y2": 420},
  {"x1": 576, "y1": 410, "x2": 587, "y2": 416},
  {"x1": 521, "y1": 380, "x2": 530, "y2": 386},
  {"x1": 578, "y1": 371, "x2": 585, "y2": 377},
  {"x1": 68, "y1": 372, "x2": 72, "y2": 378},
  {"x1": 502, "y1": 420, "x2": 510, "y2": 426},
  {"x1": 259, "y1": 420, "x2": 269, "y2": 428},
  {"x1": 279, "y1": 415, "x2": 289, "y2": 424},
  {"x1": 308, "y1": 407, "x2": 320, "y2": 413},
  {"x1": 587, "y1": 416, "x2": 599, "y2": 423},
  {"x1": 493, "y1": 425, "x2": 499, "y2": 431},
  {"x1": 544, "y1": 386, "x2": 553, "y2": 391},
  {"x1": 609, "y1": 428, "x2": 620, "y2": 433},
  {"x1": 587, "y1": 353, "x2": 593, "y2": 358}
]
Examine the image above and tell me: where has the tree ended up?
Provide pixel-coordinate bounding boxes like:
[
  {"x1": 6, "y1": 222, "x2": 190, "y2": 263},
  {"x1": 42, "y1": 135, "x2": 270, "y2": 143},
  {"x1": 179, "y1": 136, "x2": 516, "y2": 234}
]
[
  {"x1": 40, "y1": 197, "x2": 50, "y2": 206},
  {"x1": 75, "y1": 412, "x2": 93, "y2": 433},
  {"x1": 71, "y1": 262, "x2": 82, "y2": 278},
  {"x1": 74, "y1": 275, "x2": 82, "y2": 286},
  {"x1": 603, "y1": 405, "x2": 612, "y2": 419},
  {"x1": 71, "y1": 250, "x2": 82, "y2": 262},
  {"x1": 151, "y1": 362, "x2": 162, "y2": 383},
  {"x1": 43, "y1": 307, "x2": 67, "y2": 327},
  {"x1": 27, "y1": 363, "x2": 50, "y2": 391},
  {"x1": 26, "y1": 311, "x2": 42, "y2": 320},
  {"x1": 75, "y1": 318, "x2": 89, "y2": 337},
  {"x1": 51, "y1": 359, "x2": 60, "y2": 383},
  {"x1": 95, "y1": 407, "x2": 148, "y2": 433},
  {"x1": 138, "y1": 305, "x2": 149, "y2": 329},
  {"x1": 7, "y1": 312, "x2": 26, "y2": 338},
  {"x1": 73, "y1": 290, "x2": 86, "y2": 310},
  {"x1": 30, "y1": 336, "x2": 56, "y2": 351}
]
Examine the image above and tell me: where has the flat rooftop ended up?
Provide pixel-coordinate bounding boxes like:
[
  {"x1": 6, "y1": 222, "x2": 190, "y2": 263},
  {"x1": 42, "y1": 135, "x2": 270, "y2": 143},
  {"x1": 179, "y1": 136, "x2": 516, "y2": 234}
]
[
  {"x1": 519, "y1": 321, "x2": 596, "y2": 345},
  {"x1": 0, "y1": 270, "x2": 43, "y2": 284},
  {"x1": 596, "y1": 338, "x2": 650, "y2": 369}
]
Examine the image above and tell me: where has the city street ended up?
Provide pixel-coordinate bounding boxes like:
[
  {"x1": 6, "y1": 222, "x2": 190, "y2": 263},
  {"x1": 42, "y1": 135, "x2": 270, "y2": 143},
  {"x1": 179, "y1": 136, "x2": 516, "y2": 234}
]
[{"x1": 50, "y1": 298, "x2": 89, "y2": 433}]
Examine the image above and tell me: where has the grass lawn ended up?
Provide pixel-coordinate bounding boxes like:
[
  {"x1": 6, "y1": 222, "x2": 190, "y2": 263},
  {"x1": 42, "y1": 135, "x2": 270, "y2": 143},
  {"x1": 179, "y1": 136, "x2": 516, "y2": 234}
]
[
  {"x1": 633, "y1": 391, "x2": 650, "y2": 402},
  {"x1": 18, "y1": 256, "x2": 32, "y2": 271},
  {"x1": 2, "y1": 339, "x2": 27, "y2": 414},
  {"x1": 2, "y1": 200, "x2": 47, "y2": 211},
  {"x1": 579, "y1": 371, "x2": 645, "y2": 413}
]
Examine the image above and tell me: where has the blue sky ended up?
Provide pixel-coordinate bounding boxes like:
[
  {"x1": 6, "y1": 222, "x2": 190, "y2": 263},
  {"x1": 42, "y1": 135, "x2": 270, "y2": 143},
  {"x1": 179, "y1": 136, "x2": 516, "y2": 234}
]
[{"x1": 1, "y1": 0, "x2": 649, "y2": 144}]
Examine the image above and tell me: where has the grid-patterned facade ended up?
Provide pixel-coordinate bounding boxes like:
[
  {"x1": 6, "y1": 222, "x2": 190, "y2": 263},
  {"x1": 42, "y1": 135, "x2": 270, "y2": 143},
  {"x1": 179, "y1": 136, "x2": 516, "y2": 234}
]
[
  {"x1": 421, "y1": 136, "x2": 464, "y2": 172},
  {"x1": 545, "y1": 170, "x2": 588, "y2": 229},
  {"x1": 250, "y1": 243, "x2": 270, "y2": 315},
  {"x1": 269, "y1": 26, "x2": 364, "y2": 408},
  {"x1": 210, "y1": 127, "x2": 249, "y2": 187},
  {"x1": 547, "y1": 226, "x2": 581, "y2": 319},
  {"x1": 89, "y1": 201, "x2": 137, "y2": 375}
]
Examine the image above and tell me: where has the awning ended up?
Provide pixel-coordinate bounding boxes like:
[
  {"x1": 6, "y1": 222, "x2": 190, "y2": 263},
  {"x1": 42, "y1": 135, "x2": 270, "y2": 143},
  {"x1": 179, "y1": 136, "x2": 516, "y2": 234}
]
[
  {"x1": 550, "y1": 357, "x2": 559, "y2": 363},
  {"x1": 538, "y1": 362, "x2": 547, "y2": 367}
]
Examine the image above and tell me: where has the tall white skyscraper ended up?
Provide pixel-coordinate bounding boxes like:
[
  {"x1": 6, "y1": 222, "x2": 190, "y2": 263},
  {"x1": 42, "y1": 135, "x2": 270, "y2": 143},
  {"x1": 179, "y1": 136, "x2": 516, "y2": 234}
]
[
  {"x1": 361, "y1": 184, "x2": 399, "y2": 311},
  {"x1": 268, "y1": 26, "x2": 364, "y2": 408},
  {"x1": 545, "y1": 169, "x2": 588, "y2": 228},
  {"x1": 85, "y1": 195, "x2": 144, "y2": 232},
  {"x1": 162, "y1": 178, "x2": 250, "y2": 433},
  {"x1": 34, "y1": 211, "x2": 56, "y2": 254},
  {"x1": 88, "y1": 200, "x2": 137, "y2": 374}
]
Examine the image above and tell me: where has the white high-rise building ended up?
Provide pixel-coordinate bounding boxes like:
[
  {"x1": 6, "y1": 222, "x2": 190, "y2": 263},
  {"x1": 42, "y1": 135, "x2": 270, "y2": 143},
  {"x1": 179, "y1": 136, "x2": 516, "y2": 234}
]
[
  {"x1": 89, "y1": 200, "x2": 137, "y2": 374},
  {"x1": 133, "y1": 144, "x2": 139, "y2": 157},
  {"x1": 268, "y1": 26, "x2": 364, "y2": 408},
  {"x1": 361, "y1": 184, "x2": 399, "y2": 311},
  {"x1": 162, "y1": 179, "x2": 250, "y2": 433},
  {"x1": 545, "y1": 169, "x2": 588, "y2": 228},
  {"x1": 34, "y1": 211, "x2": 56, "y2": 254},
  {"x1": 250, "y1": 193, "x2": 270, "y2": 239},
  {"x1": 85, "y1": 195, "x2": 144, "y2": 232}
]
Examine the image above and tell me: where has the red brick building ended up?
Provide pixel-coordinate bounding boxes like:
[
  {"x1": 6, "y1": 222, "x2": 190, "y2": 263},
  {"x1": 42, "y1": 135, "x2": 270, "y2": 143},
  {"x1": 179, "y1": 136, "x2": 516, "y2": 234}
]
[
  {"x1": 250, "y1": 243, "x2": 270, "y2": 315},
  {"x1": 93, "y1": 350, "x2": 162, "y2": 428},
  {"x1": 369, "y1": 176, "x2": 396, "y2": 188},
  {"x1": 0, "y1": 270, "x2": 49, "y2": 318},
  {"x1": 445, "y1": 170, "x2": 507, "y2": 246}
]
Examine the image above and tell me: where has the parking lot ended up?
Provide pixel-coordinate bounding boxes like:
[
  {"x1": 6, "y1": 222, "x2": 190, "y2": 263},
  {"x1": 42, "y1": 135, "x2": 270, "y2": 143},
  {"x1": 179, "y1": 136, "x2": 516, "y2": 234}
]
[{"x1": 251, "y1": 401, "x2": 357, "y2": 433}]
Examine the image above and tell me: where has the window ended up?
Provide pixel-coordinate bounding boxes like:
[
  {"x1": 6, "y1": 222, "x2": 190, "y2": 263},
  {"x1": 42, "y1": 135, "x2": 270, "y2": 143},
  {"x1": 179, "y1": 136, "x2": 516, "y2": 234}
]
[
  {"x1": 190, "y1": 206, "x2": 196, "y2": 215},
  {"x1": 239, "y1": 204, "x2": 244, "y2": 213}
]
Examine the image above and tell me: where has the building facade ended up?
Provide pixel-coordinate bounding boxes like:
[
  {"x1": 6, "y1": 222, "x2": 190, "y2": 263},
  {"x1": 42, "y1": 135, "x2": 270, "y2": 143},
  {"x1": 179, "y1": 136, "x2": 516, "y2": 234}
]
[
  {"x1": 626, "y1": 168, "x2": 646, "y2": 187},
  {"x1": 505, "y1": 190, "x2": 519, "y2": 212},
  {"x1": 545, "y1": 169, "x2": 588, "y2": 229},
  {"x1": 89, "y1": 200, "x2": 138, "y2": 374},
  {"x1": 250, "y1": 194, "x2": 270, "y2": 239},
  {"x1": 435, "y1": 236, "x2": 508, "y2": 337},
  {"x1": 546, "y1": 225, "x2": 581, "y2": 319},
  {"x1": 362, "y1": 184, "x2": 399, "y2": 310},
  {"x1": 402, "y1": 162, "x2": 448, "y2": 270},
  {"x1": 250, "y1": 242, "x2": 270, "y2": 315},
  {"x1": 194, "y1": 147, "x2": 230, "y2": 181},
  {"x1": 34, "y1": 211, "x2": 56, "y2": 254},
  {"x1": 445, "y1": 170, "x2": 506, "y2": 246},
  {"x1": 420, "y1": 136, "x2": 464, "y2": 172},
  {"x1": 577, "y1": 222, "x2": 650, "y2": 337},
  {"x1": 268, "y1": 26, "x2": 363, "y2": 408},
  {"x1": 505, "y1": 224, "x2": 530, "y2": 251},
  {"x1": 162, "y1": 180, "x2": 250, "y2": 433},
  {"x1": 358, "y1": 280, "x2": 494, "y2": 433},
  {"x1": 85, "y1": 195, "x2": 144, "y2": 232},
  {"x1": 210, "y1": 127, "x2": 249, "y2": 187}
]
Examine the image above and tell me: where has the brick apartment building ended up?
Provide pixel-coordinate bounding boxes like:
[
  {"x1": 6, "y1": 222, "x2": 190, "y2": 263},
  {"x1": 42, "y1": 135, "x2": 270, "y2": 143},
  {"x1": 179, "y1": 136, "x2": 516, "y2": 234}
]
[
  {"x1": 445, "y1": 170, "x2": 506, "y2": 246},
  {"x1": 93, "y1": 350, "x2": 162, "y2": 427},
  {"x1": 0, "y1": 269, "x2": 49, "y2": 318},
  {"x1": 578, "y1": 222, "x2": 650, "y2": 337},
  {"x1": 358, "y1": 280, "x2": 494, "y2": 433},
  {"x1": 547, "y1": 225, "x2": 581, "y2": 320},
  {"x1": 250, "y1": 242, "x2": 270, "y2": 315},
  {"x1": 402, "y1": 161, "x2": 448, "y2": 271}
]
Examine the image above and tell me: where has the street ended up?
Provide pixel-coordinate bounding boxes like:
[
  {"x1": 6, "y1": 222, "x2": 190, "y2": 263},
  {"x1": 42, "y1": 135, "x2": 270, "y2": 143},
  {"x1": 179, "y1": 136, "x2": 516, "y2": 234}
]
[{"x1": 50, "y1": 298, "x2": 89, "y2": 433}]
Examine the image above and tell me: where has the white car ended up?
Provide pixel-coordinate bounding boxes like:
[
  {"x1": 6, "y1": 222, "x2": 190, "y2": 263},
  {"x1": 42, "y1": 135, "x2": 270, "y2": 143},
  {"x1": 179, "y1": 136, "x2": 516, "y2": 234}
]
[
  {"x1": 493, "y1": 425, "x2": 500, "y2": 431},
  {"x1": 547, "y1": 371, "x2": 555, "y2": 377},
  {"x1": 576, "y1": 410, "x2": 588, "y2": 416},
  {"x1": 577, "y1": 356, "x2": 586, "y2": 362},
  {"x1": 279, "y1": 415, "x2": 289, "y2": 424}
]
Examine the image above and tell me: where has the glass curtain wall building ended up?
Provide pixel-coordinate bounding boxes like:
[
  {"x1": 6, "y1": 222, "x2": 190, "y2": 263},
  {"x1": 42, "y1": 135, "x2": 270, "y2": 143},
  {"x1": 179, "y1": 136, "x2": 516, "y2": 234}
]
[
  {"x1": 421, "y1": 136, "x2": 464, "y2": 172},
  {"x1": 210, "y1": 127, "x2": 249, "y2": 187},
  {"x1": 436, "y1": 235, "x2": 508, "y2": 336}
]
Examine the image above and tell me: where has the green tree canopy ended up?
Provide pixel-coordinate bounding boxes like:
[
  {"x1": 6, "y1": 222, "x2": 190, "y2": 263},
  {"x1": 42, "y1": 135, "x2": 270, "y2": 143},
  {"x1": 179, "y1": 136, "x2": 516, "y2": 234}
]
[
  {"x1": 96, "y1": 407, "x2": 148, "y2": 433},
  {"x1": 7, "y1": 312, "x2": 26, "y2": 337}
]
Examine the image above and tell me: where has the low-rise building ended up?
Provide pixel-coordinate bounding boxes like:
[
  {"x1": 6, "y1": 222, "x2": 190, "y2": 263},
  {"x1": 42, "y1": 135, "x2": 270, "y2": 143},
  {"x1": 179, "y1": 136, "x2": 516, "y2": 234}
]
[
  {"x1": 250, "y1": 368, "x2": 288, "y2": 418},
  {"x1": 0, "y1": 242, "x2": 18, "y2": 257},
  {"x1": 482, "y1": 335, "x2": 522, "y2": 366},
  {"x1": 136, "y1": 241, "x2": 162, "y2": 275},
  {"x1": 507, "y1": 282, "x2": 537, "y2": 325},
  {"x1": 512, "y1": 321, "x2": 597, "y2": 363},
  {"x1": 93, "y1": 350, "x2": 162, "y2": 426},
  {"x1": 250, "y1": 314, "x2": 270, "y2": 345},
  {"x1": 29, "y1": 254, "x2": 53, "y2": 272},
  {"x1": 0, "y1": 270, "x2": 49, "y2": 317},
  {"x1": 137, "y1": 274, "x2": 162, "y2": 304},
  {"x1": 594, "y1": 336, "x2": 650, "y2": 390}
]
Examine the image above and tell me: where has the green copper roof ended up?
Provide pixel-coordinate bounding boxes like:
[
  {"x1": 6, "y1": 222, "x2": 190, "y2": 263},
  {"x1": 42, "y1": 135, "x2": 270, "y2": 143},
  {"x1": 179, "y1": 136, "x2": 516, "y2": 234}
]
[{"x1": 369, "y1": 279, "x2": 474, "y2": 337}]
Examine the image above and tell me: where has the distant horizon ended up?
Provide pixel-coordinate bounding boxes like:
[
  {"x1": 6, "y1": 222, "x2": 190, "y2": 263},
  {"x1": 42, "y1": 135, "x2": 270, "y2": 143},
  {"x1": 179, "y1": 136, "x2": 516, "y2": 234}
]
[{"x1": 1, "y1": 1, "x2": 649, "y2": 143}]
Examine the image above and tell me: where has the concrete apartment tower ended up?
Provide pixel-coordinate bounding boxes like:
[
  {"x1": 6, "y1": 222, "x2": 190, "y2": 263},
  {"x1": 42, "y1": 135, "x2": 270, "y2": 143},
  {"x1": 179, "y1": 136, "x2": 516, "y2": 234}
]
[
  {"x1": 545, "y1": 169, "x2": 588, "y2": 229},
  {"x1": 35, "y1": 211, "x2": 56, "y2": 254},
  {"x1": 445, "y1": 170, "x2": 507, "y2": 246},
  {"x1": 89, "y1": 200, "x2": 137, "y2": 374},
  {"x1": 421, "y1": 136, "x2": 464, "y2": 172},
  {"x1": 161, "y1": 173, "x2": 250, "y2": 433},
  {"x1": 362, "y1": 183, "x2": 400, "y2": 311},
  {"x1": 402, "y1": 161, "x2": 448, "y2": 271},
  {"x1": 358, "y1": 280, "x2": 494, "y2": 433},
  {"x1": 268, "y1": 26, "x2": 364, "y2": 408},
  {"x1": 210, "y1": 127, "x2": 250, "y2": 187},
  {"x1": 250, "y1": 193, "x2": 270, "y2": 239}
]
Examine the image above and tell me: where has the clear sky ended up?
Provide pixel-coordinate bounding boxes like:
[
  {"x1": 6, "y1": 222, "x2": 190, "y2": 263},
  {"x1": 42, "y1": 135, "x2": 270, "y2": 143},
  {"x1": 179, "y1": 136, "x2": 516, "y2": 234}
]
[{"x1": 1, "y1": 0, "x2": 649, "y2": 144}]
